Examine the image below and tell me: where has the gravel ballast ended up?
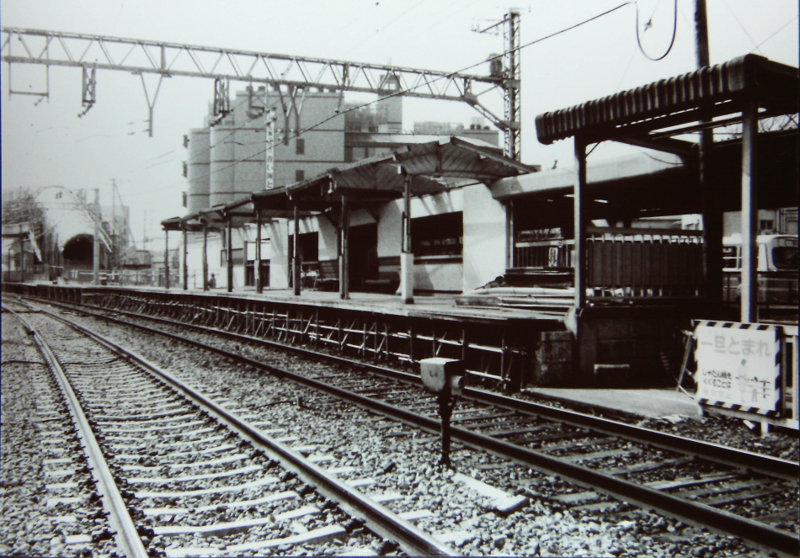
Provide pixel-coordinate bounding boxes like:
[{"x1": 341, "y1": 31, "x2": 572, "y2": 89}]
[{"x1": 65, "y1": 309, "x2": 798, "y2": 557}]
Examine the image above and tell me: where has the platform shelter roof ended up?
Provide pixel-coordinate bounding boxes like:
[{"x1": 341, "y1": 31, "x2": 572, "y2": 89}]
[
  {"x1": 161, "y1": 215, "x2": 204, "y2": 232},
  {"x1": 161, "y1": 197, "x2": 256, "y2": 232},
  {"x1": 252, "y1": 136, "x2": 538, "y2": 214},
  {"x1": 492, "y1": 128, "x2": 798, "y2": 217},
  {"x1": 535, "y1": 54, "x2": 798, "y2": 152}
]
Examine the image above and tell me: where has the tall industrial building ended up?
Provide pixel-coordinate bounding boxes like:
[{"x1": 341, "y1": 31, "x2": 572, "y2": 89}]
[
  {"x1": 186, "y1": 86, "x2": 346, "y2": 212},
  {"x1": 184, "y1": 80, "x2": 498, "y2": 212}
]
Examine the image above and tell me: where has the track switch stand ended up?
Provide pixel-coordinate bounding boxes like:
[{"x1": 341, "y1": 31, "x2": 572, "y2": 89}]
[{"x1": 420, "y1": 358, "x2": 465, "y2": 468}]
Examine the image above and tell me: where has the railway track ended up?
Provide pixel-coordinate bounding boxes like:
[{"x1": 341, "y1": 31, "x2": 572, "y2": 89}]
[
  {"x1": 6, "y1": 294, "x2": 800, "y2": 557},
  {"x1": 2, "y1": 299, "x2": 455, "y2": 557}
]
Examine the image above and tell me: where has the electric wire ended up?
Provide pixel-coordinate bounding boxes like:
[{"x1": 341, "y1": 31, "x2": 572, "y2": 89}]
[
  {"x1": 634, "y1": 0, "x2": 678, "y2": 61},
  {"x1": 750, "y1": 16, "x2": 798, "y2": 53},
  {"x1": 345, "y1": 0, "x2": 429, "y2": 58},
  {"x1": 181, "y1": 2, "x2": 641, "y2": 192},
  {"x1": 720, "y1": 0, "x2": 763, "y2": 55},
  {"x1": 93, "y1": 2, "x2": 683, "y2": 208}
]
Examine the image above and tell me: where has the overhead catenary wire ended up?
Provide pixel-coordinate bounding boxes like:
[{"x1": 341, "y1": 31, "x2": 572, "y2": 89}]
[
  {"x1": 750, "y1": 16, "x2": 798, "y2": 53},
  {"x1": 720, "y1": 0, "x2": 763, "y2": 55},
  {"x1": 182, "y1": 1, "x2": 647, "y2": 190}
]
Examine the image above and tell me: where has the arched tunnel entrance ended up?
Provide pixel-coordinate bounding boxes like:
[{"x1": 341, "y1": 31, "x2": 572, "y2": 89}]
[{"x1": 62, "y1": 234, "x2": 95, "y2": 267}]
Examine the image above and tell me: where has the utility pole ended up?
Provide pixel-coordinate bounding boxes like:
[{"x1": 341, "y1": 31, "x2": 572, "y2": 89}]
[{"x1": 695, "y1": 0, "x2": 723, "y2": 315}]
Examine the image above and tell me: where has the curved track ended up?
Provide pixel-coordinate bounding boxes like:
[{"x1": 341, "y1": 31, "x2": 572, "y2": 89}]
[{"x1": 10, "y1": 294, "x2": 800, "y2": 558}]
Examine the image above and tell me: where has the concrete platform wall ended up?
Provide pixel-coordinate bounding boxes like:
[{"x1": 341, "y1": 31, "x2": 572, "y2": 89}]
[
  {"x1": 463, "y1": 183, "x2": 507, "y2": 292},
  {"x1": 269, "y1": 220, "x2": 290, "y2": 288},
  {"x1": 183, "y1": 232, "x2": 226, "y2": 290},
  {"x1": 573, "y1": 308, "x2": 690, "y2": 388}
]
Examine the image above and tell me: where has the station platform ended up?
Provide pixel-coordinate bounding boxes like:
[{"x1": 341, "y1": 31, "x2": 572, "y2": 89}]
[
  {"x1": 526, "y1": 387, "x2": 703, "y2": 419},
  {"x1": 16, "y1": 281, "x2": 697, "y2": 393},
  {"x1": 230, "y1": 286, "x2": 568, "y2": 322},
  {"x1": 89, "y1": 282, "x2": 571, "y2": 325}
]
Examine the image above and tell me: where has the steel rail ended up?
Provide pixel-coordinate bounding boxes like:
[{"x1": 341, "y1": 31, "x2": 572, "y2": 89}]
[
  {"x1": 15, "y1": 296, "x2": 800, "y2": 557},
  {"x1": 71, "y1": 297, "x2": 800, "y2": 482},
  {"x1": 35, "y1": 304, "x2": 457, "y2": 557},
  {"x1": 35, "y1": 299, "x2": 799, "y2": 558},
  {"x1": 1, "y1": 304, "x2": 148, "y2": 558}
]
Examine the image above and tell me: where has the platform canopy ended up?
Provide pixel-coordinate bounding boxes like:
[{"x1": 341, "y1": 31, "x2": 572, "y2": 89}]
[
  {"x1": 161, "y1": 215, "x2": 206, "y2": 232},
  {"x1": 535, "y1": 54, "x2": 798, "y2": 154},
  {"x1": 533, "y1": 53, "x2": 798, "y2": 322},
  {"x1": 161, "y1": 197, "x2": 259, "y2": 231},
  {"x1": 252, "y1": 135, "x2": 538, "y2": 214}
]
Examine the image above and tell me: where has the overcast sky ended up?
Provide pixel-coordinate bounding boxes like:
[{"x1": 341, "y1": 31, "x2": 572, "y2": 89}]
[{"x1": 2, "y1": 0, "x2": 797, "y2": 248}]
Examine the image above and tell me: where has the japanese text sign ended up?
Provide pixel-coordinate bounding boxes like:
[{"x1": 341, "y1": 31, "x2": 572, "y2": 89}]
[{"x1": 695, "y1": 322, "x2": 780, "y2": 415}]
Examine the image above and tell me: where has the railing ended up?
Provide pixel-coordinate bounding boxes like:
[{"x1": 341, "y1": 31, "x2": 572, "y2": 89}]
[
  {"x1": 514, "y1": 238, "x2": 573, "y2": 269},
  {"x1": 514, "y1": 228, "x2": 705, "y2": 299},
  {"x1": 587, "y1": 228, "x2": 704, "y2": 298}
]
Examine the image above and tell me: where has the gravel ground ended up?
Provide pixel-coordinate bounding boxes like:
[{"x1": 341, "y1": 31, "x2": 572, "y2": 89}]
[
  {"x1": 638, "y1": 413, "x2": 799, "y2": 462},
  {"x1": 64, "y1": 311, "x2": 795, "y2": 558}
]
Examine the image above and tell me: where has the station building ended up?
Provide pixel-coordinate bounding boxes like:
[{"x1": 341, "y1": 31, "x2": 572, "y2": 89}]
[{"x1": 178, "y1": 80, "x2": 505, "y2": 293}]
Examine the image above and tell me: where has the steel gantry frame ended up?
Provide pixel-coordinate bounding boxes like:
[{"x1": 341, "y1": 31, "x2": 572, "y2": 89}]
[
  {"x1": 474, "y1": 9, "x2": 522, "y2": 160},
  {"x1": 1, "y1": 27, "x2": 519, "y2": 154},
  {"x1": 503, "y1": 10, "x2": 521, "y2": 161}
]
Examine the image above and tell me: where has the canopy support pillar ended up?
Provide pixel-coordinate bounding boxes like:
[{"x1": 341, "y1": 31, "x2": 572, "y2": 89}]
[
  {"x1": 400, "y1": 174, "x2": 414, "y2": 304},
  {"x1": 574, "y1": 136, "x2": 587, "y2": 310},
  {"x1": 164, "y1": 230, "x2": 170, "y2": 290},
  {"x1": 340, "y1": 194, "x2": 350, "y2": 300},
  {"x1": 226, "y1": 213, "x2": 233, "y2": 293},
  {"x1": 293, "y1": 204, "x2": 301, "y2": 296},
  {"x1": 182, "y1": 224, "x2": 188, "y2": 290},
  {"x1": 740, "y1": 100, "x2": 759, "y2": 323},
  {"x1": 202, "y1": 222, "x2": 209, "y2": 291}
]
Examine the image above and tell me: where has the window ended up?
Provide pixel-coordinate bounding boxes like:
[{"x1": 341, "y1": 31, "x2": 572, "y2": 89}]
[
  {"x1": 772, "y1": 237, "x2": 798, "y2": 270},
  {"x1": 759, "y1": 219, "x2": 774, "y2": 232},
  {"x1": 722, "y1": 246, "x2": 740, "y2": 269},
  {"x1": 296, "y1": 138, "x2": 305, "y2": 155},
  {"x1": 295, "y1": 169, "x2": 305, "y2": 182},
  {"x1": 412, "y1": 212, "x2": 463, "y2": 258},
  {"x1": 221, "y1": 248, "x2": 245, "y2": 266},
  {"x1": 344, "y1": 146, "x2": 354, "y2": 163},
  {"x1": 772, "y1": 247, "x2": 798, "y2": 270}
]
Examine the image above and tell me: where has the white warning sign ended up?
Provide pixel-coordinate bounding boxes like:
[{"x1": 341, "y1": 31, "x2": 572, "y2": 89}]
[{"x1": 694, "y1": 322, "x2": 781, "y2": 416}]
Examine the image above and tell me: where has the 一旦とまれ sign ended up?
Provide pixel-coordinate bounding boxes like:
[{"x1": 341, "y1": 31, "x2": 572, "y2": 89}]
[{"x1": 694, "y1": 321, "x2": 781, "y2": 416}]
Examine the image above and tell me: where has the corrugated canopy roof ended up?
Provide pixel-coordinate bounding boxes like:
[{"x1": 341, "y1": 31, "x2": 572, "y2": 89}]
[
  {"x1": 166, "y1": 136, "x2": 537, "y2": 228},
  {"x1": 535, "y1": 54, "x2": 799, "y2": 149},
  {"x1": 161, "y1": 197, "x2": 257, "y2": 231},
  {"x1": 394, "y1": 136, "x2": 537, "y2": 179},
  {"x1": 253, "y1": 136, "x2": 538, "y2": 213}
]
